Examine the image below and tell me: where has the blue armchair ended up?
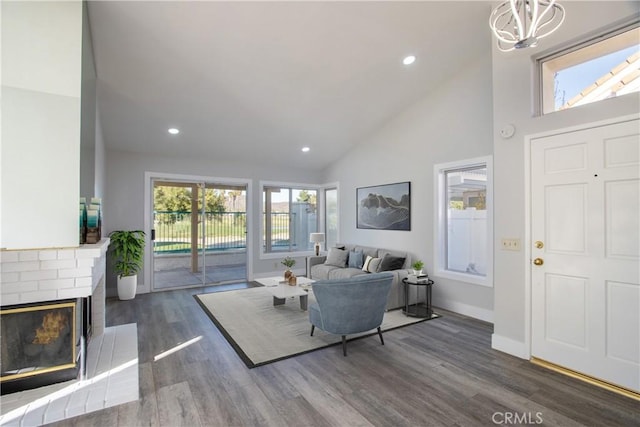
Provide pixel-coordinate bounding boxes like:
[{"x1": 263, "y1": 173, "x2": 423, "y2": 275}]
[{"x1": 309, "y1": 272, "x2": 393, "y2": 356}]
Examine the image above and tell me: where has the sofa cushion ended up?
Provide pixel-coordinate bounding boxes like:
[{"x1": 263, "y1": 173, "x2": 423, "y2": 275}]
[
  {"x1": 379, "y1": 254, "x2": 406, "y2": 272},
  {"x1": 325, "y1": 248, "x2": 349, "y2": 267},
  {"x1": 379, "y1": 249, "x2": 411, "y2": 269},
  {"x1": 348, "y1": 250, "x2": 364, "y2": 269},
  {"x1": 355, "y1": 245, "x2": 379, "y2": 259},
  {"x1": 362, "y1": 255, "x2": 382, "y2": 273},
  {"x1": 328, "y1": 268, "x2": 366, "y2": 280},
  {"x1": 311, "y1": 263, "x2": 339, "y2": 280}
]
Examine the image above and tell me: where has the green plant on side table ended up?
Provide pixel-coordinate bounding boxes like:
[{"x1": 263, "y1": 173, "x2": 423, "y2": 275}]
[
  {"x1": 109, "y1": 230, "x2": 146, "y2": 300},
  {"x1": 281, "y1": 256, "x2": 296, "y2": 280},
  {"x1": 412, "y1": 260, "x2": 425, "y2": 275}
]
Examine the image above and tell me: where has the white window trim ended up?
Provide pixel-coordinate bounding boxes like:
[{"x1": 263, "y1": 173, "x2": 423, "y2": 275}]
[
  {"x1": 433, "y1": 156, "x2": 493, "y2": 287},
  {"x1": 259, "y1": 180, "x2": 322, "y2": 260}
]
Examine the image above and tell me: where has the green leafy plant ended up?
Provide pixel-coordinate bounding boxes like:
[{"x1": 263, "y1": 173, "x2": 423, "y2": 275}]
[
  {"x1": 281, "y1": 256, "x2": 296, "y2": 269},
  {"x1": 109, "y1": 230, "x2": 146, "y2": 278},
  {"x1": 412, "y1": 260, "x2": 425, "y2": 271}
]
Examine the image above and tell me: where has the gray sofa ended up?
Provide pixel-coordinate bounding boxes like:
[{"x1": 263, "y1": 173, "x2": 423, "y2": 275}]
[{"x1": 307, "y1": 243, "x2": 411, "y2": 310}]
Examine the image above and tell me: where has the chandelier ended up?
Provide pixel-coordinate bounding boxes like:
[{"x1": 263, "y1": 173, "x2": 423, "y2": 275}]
[{"x1": 489, "y1": 0, "x2": 565, "y2": 52}]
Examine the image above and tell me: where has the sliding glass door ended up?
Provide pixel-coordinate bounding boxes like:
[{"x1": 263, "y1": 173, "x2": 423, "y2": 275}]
[
  {"x1": 199, "y1": 183, "x2": 247, "y2": 285},
  {"x1": 151, "y1": 179, "x2": 247, "y2": 290},
  {"x1": 152, "y1": 181, "x2": 205, "y2": 290}
]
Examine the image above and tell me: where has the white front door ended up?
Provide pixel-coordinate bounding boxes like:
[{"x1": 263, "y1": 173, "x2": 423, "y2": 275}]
[{"x1": 531, "y1": 118, "x2": 640, "y2": 393}]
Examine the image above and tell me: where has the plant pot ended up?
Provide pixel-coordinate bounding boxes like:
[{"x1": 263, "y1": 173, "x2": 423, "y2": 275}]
[
  {"x1": 117, "y1": 274, "x2": 137, "y2": 300},
  {"x1": 413, "y1": 269, "x2": 423, "y2": 276},
  {"x1": 284, "y1": 269, "x2": 293, "y2": 280}
]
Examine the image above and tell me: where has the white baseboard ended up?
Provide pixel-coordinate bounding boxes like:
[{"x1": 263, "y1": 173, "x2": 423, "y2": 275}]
[
  {"x1": 491, "y1": 334, "x2": 529, "y2": 359},
  {"x1": 435, "y1": 299, "x2": 494, "y2": 323}
]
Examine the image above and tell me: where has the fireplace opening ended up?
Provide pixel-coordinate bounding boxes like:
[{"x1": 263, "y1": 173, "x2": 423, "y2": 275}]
[{"x1": 1, "y1": 299, "x2": 87, "y2": 395}]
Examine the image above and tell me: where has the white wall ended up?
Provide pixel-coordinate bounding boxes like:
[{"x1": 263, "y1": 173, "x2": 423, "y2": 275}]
[
  {"x1": 491, "y1": 1, "x2": 640, "y2": 356},
  {"x1": 80, "y1": 0, "x2": 98, "y2": 201},
  {"x1": 94, "y1": 109, "x2": 106, "y2": 202},
  {"x1": 1, "y1": 1, "x2": 83, "y2": 249},
  {"x1": 323, "y1": 52, "x2": 495, "y2": 321},
  {"x1": 104, "y1": 149, "x2": 323, "y2": 295}
]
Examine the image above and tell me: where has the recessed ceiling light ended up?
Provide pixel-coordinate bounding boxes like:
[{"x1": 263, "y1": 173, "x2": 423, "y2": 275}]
[
  {"x1": 403, "y1": 55, "x2": 416, "y2": 65},
  {"x1": 302, "y1": 147, "x2": 310, "y2": 153},
  {"x1": 168, "y1": 128, "x2": 180, "y2": 135}
]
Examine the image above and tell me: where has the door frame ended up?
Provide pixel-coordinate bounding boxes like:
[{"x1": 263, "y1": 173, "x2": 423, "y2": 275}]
[
  {"x1": 524, "y1": 113, "x2": 639, "y2": 360},
  {"x1": 143, "y1": 171, "x2": 253, "y2": 294}
]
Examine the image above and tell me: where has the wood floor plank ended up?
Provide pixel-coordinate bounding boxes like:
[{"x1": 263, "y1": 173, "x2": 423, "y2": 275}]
[
  {"x1": 49, "y1": 286, "x2": 639, "y2": 427},
  {"x1": 184, "y1": 361, "x2": 244, "y2": 427},
  {"x1": 116, "y1": 362, "x2": 160, "y2": 427},
  {"x1": 267, "y1": 395, "x2": 333, "y2": 427},
  {"x1": 156, "y1": 382, "x2": 202, "y2": 427},
  {"x1": 277, "y1": 360, "x2": 376, "y2": 427}
]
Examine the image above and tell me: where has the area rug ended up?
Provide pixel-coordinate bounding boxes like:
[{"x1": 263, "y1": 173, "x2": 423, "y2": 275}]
[{"x1": 194, "y1": 287, "x2": 439, "y2": 368}]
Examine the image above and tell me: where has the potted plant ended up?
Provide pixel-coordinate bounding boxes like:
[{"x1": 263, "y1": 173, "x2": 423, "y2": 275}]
[
  {"x1": 281, "y1": 256, "x2": 296, "y2": 280},
  {"x1": 109, "y1": 230, "x2": 146, "y2": 300},
  {"x1": 412, "y1": 260, "x2": 425, "y2": 275}
]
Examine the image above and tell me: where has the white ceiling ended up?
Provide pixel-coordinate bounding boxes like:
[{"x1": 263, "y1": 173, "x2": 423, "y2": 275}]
[{"x1": 87, "y1": 1, "x2": 493, "y2": 171}]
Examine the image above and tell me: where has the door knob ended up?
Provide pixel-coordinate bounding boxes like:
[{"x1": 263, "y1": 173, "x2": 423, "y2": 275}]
[
  {"x1": 534, "y1": 241, "x2": 544, "y2": 249},
  {"x1": 533, "y1": 258, "x2": 544, "y2": 266}
]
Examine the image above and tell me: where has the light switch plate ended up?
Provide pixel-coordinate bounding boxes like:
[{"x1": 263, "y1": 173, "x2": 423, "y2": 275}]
[{"x1": 501, "y1": 238, "x2": 521, "y2": 251}]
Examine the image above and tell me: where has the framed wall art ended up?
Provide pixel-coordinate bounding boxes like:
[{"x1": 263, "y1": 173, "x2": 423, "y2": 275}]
[{"x1": 356, "y1": 181, "x2": 410, "y2": 230}]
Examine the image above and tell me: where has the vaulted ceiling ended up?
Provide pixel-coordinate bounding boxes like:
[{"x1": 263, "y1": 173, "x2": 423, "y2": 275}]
[{"x1": 87, "y1": 1, "x2": 492, "y2": 171}]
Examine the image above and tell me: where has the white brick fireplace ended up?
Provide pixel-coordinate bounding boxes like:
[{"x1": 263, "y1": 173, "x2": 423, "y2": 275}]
[
  {"x1": 0, "y1": 239, "x2": 139, "y2": 426},
  {"x1": 1, "y1": 239, "x2": 109, "y2": 335}
]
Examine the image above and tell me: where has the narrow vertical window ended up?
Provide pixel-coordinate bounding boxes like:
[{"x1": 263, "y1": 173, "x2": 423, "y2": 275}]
[
  {"x1": 434, "y1": 157, "x2": 493, "y2": 286},
  {"x1": 324, "y1": 188, "x2": 338, "y2": 249}
]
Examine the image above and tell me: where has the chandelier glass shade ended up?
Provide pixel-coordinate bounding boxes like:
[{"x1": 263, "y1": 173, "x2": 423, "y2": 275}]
[{"x1": 489, "y1": 0, "x2": 565, "y2": 52}]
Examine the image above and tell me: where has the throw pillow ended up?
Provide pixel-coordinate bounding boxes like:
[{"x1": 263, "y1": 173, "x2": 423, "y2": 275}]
[
  {"x1": 325, "y1": 248, "x2": 349, "y2": 267},
  {"x1": 379, "y1": 254, "x2": 406, "y2": 272},
  {"x1": 362, "y1": 255, "x2": 382, "y2": 273},
  {"x1": 348, "y1": 250, "x2": 364, "y2": 269}
]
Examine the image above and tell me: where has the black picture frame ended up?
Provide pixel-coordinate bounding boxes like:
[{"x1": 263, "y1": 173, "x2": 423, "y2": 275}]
[{"x1": 356, "y1": 182, "x2": 411, "y2": 230}]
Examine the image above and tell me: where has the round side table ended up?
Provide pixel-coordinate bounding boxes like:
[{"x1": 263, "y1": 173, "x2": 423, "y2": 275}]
[{"x1": 402, "y1": 277, "x2": 434, "y2": 318}]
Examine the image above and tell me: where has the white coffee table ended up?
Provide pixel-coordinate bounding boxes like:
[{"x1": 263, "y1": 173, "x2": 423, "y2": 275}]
[{"x1": 256, "y1": 276, "x2": 315, "y2": 310}]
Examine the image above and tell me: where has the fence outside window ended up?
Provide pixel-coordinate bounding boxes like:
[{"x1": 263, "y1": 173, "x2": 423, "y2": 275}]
[
  {"x1": 153, "y1": 211, "x2": 295, "y2": 254},
  {"x1": 153, "y1": 211, "x2": 247, "y2": 254}
]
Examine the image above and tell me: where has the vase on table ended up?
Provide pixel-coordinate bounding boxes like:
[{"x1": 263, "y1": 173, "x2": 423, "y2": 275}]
[{"x1": 288, "y1": 274, "x2": 297, "y2": 286}]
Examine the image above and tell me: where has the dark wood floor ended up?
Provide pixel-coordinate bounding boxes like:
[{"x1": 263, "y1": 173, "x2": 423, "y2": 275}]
[{"x1": 51, "y1": 285, "x2": 638, "y2": 427}]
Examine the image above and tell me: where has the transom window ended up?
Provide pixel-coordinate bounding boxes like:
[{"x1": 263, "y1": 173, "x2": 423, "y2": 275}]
[{"x1": 539, "y1": 23, "x2": 639, "y2": 115}]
